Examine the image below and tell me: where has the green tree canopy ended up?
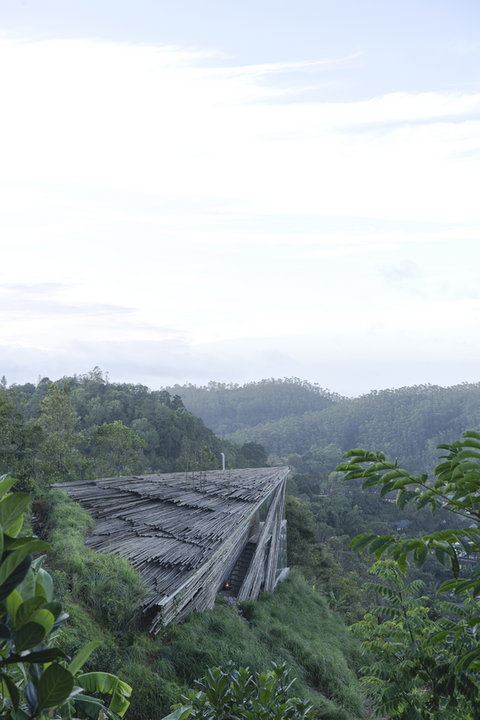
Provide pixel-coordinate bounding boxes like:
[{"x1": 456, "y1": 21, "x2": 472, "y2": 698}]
[{"x1": 92, "y1": 420, "x2": 146, "y2": 477}]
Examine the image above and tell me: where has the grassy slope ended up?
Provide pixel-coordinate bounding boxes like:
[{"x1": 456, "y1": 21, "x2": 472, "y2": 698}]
[{"x1": 45, "y1": 491, "x2": 365, "y2": 720}]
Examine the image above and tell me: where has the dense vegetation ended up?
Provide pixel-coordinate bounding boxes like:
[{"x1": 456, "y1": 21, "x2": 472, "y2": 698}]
[
  {"x1": 338, "y1": 431, "x2": 480, "y2": 718},
  {"x1": 0, "y1": 369, "x2": 265, "y2": 485},
  {"x1": 4, "y1": 371, "x2": 480, "y2": 719},
  {"x1": 167, "y1": 379, "x2": 341, "y2": 435},
  {"x1": 43, "y1": 490, "x2": 363, "y2": 720},
  {"x1": 0, "y1": 371, "x2": 369, "y2": 718},
  {"x1": 175, "y1": 379, "x2": 480, "y2": 473},
  {"x1": 0, "y1": 478, "x2": 133, "y2": 719}
]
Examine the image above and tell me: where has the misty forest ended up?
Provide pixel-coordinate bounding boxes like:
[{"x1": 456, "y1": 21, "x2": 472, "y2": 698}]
[{"x1": 1, "y1": 372, "x2": 480, "y2": 719}]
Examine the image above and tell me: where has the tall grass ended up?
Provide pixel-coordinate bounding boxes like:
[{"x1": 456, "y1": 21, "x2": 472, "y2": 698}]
[
  {"x1": 47, "y1": 490, "x2": 145, "y2": 631},
  {"x1": 157, "y1": 572, "x2": 364, "y2": 720}
]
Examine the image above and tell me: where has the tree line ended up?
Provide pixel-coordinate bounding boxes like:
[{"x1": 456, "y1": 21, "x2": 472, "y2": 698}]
[{"x1": 0, "y1": 368, "x2": 268, "y2": 486}]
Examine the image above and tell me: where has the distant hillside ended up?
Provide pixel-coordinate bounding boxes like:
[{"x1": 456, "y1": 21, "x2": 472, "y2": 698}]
[
  {"x1": 168, "y1": 378, "x2": 343, "y2": 435},
  {"x1": 224, "y1": 382, "x2": 480, "y2": 473}
]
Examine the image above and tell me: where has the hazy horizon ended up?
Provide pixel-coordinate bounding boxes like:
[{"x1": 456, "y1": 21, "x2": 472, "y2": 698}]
[{"x1": 4, "y1": 365, "x2": 479, "y2": 401}]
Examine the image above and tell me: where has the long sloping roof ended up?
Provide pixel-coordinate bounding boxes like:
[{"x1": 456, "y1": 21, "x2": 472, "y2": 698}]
[{"x1": 57, "y1": 466, "x2": 289, "y2": 611}]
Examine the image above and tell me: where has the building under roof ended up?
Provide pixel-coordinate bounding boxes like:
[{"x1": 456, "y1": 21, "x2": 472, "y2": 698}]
[{"x1": 57, "y1": 466, "x2": 289, "y2": 632}]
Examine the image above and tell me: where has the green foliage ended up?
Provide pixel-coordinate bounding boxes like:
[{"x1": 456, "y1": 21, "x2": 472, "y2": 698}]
[
  {"x1": 227, "y1": 382, "x2": 480, "y2": 469},
  {"x1": 0, "y1": 476, "x2": 132, "y2": 719},
  {"x1": 26, "y1": 384, "x2": 89, "y2": 485},
  {"x1": 338, "y1": 430, "x2": 480, "y2": 719},
  {"x1": 337, "y1": 430, "x2": 480, "y2": 574},
  {"x1": 164, "y1": 663, "x2": 316, "y2": 720},
  {"x1": 160, "y1": 573, "x2": 364, "y2": 720},
  {"x1": 235, "y1": 442, "x2": 268, "y2": 467},
  {"x1": 0, "y1": 392, "x2": 24, "y2": 478},
  {"x1": 4, "y1": 370, "x2": 239, "y2": 483},
  {"x1": 92, "y1": 420, "x2": 146, "y2": 477},
  {"x1": 169, "y1": 378, "x2": 340, "y2": 435},
  {"x1": 352, "y1": 561, "x2": 480, "y2": 719},
  {"x1": 42, "y1": 500, "x2": 365, "y2": 720}
]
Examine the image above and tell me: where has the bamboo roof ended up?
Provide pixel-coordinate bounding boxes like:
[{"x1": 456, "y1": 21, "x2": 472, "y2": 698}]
[{"x1": 57, "y1": 467, "x2": 289, "y2": 614}]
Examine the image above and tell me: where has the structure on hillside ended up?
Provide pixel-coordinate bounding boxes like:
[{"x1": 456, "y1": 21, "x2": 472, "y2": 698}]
[{"x1": 57, "y1": 466, "x2": 289, "y2": 633}]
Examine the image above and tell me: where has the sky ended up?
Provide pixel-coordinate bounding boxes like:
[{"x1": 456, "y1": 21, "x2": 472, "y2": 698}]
[{"x1": 1, "y1": 0, "x2": 480, "y2": 397}]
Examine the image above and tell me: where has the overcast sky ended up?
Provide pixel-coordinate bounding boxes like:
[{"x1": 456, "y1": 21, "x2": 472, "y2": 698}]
[{"x1": 1, "y1": 0, "x2": 480, "y2": 396}]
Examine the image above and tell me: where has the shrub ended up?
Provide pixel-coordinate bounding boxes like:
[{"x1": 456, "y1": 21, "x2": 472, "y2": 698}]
[{"x1": 0, "y1": 475, "x2": 132, "y2": 719}]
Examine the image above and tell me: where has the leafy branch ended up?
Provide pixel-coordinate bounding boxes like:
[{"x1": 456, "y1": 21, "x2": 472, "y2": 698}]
[{"x1": 0, "y1": 474, "x2": 132, "y2": 719}]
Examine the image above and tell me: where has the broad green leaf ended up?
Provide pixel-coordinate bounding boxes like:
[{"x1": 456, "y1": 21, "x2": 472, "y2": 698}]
[
  {"x1": 396, "y1": 552, "x2": 408, "y2": 574},
  {"x1": 76, "y1": 672, "x2": 132, "y2": 717},
  {"x1": 341, "y1": 449, "x2": 370, "y2": 458},
  {"x1": 0, "y1": 540, "x2": 49, "y2": 589},
  {"x1": 5, "y1": 590, "x2": 22, "y2": 622},
  {"x1": 259, "y1": 686, "x2": 271, "y2": 704},
  {"x1": 37, "y1": 664, "x2": 74, "y2": 710},
  {"x1": 369, "y1": 536, "x2": 395, "y2": 559},
  {"x1": 15, "y1": 621, "x2": 46, "y2": 652},
  {"x1": 439, "y1": 577, "x2": 475, "y2": 594},
  {"x1": 378, "y1": 470, "x2": 410, "y2": 482},
  {"x1": 7, "y1": 536, "x2": 48, "y2": 550},
  {"x1": 5, "y1": 513, "x2": 23, "y2": 539},
  {"x1": 16, "y1": 567, "x2": 35, "y2": 600},
  {"x1": 43, "y1": 601, "x2": 62, "y2": 620},
  {"x1": 362, "y1": 477, "x2": 384, "y2": 488},
  {"x1": 396, "y1": 490, "x2": 417, "y2": 509},
  {"x1": 369, "y1": 462, "x2": 397, "y2": 473},
  {"x1": 2, "y1": 648, "x2": 68, "y2": 664},
  {"x1": 29, "y1": 609, "x2": 55, "y2": 635},
  {"x1": 0, "y1": 477, "x2": 18, "y2": 500},
  {"x1": 16, "y1": 596, "x2": 47, "y2": 627},
  {"x1": 0, "y1": 494, "x2": 30, "y2": 532},
  {"x1": 455, "y1": 648, "x2": 480, "y2": 672},
  {"x1": 0, "y1": 555, "x2": 32, "y2": 602},
  {"x1": 350, "y1": 533, "x2": 378, "y2": 552},
  {"x1": 363, "y1": 582, "x2": 397, "y2": 599},
  {"x1": 161, "y1": 705, "x2": 194, "y2": 720},
  {"x1": 68, "y1": 640, "x2": 101, "y2": 675},
  {"x1": 414, "y1": 545, "x2": 428, "y2": 567},
  {"x1": 434, "y1": 547, "x2": 448, "y2": 567},
  {"x1": 35, "y1": 568, "x2": 54, "y2": 602},
  {"x1": 70, "y1": 693, "x2": 106, "y2": 716},
  {"x1": 424, "y1": 629, "x2": 453, "y2": 646},
  {"x1": 379, "y1": 482, "x2": 396, "y2": 497},
  {"x1": 454, "y1": 449, "x2": 480, "y2": 461},
  {"x1": 450, "y1": 547, "x2": 460, "y2": 578},
  {"x1": 0, "y1": 671, "x2": 20, "y2": 710}
]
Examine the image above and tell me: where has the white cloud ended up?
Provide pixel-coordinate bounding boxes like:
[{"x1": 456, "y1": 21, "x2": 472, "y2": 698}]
[
  {"x1": 1, "y1": 35, "x2": 480, "y2": 220},
  {"x1": 1, "y1": 33, "x2": 480, "y2": 391}
]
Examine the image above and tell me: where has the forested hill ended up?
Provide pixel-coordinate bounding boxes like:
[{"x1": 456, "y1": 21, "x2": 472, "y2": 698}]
[
  {"x1": 167, "y1": 378, "x2": 342, "y2": 434},
  {"x1": 174, "y1": 380, "x2": 480, "y2": 474},
  {"x1": 0, "y1": 369, "x2": 261, "y2": 483}
]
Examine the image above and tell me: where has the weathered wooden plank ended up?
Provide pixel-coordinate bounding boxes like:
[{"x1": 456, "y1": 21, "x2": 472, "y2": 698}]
[{"x1": 56, "y1": 466, "x2": 289, "y2": 631}]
